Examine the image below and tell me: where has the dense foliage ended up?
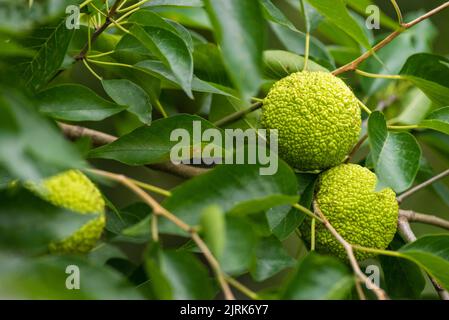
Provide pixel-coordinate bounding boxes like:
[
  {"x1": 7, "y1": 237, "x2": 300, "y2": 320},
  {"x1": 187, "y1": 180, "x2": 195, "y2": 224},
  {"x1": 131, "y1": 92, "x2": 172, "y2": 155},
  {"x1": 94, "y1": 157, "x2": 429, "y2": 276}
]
[{"x1": 0, "y1": 0, "x2": 449, "y2": 300}]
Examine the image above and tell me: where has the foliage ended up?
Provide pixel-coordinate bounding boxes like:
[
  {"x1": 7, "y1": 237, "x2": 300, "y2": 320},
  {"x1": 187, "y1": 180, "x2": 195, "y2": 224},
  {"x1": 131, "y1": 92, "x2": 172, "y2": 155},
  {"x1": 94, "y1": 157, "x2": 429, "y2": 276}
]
[{"x1": 0, "y1": 0, "x2": 449, "y2": 300}]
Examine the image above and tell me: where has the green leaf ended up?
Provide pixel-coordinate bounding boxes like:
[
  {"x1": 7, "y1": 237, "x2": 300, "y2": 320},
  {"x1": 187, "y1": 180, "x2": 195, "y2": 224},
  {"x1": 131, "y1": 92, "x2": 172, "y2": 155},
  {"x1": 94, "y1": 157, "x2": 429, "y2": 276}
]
[
  {"x1": 204, "y1": 0, "x2": 264, "y2": 100},
  {"x1": 130, "y1": 25, "x2": 193, "y2": 98},
  {"x1": 0, "y1": 188, "x2": 93, "y2": 254},
  {"x1": 128, "y1": 9, "x2": 193, "y2": 51},
  {"x1": 220, "y1": 216, "x2": 257, "y2": 274},
  {"x1": 263, "y1": 50, "x2": 328, "y2": 80},
  {"x1": 0, "y1": 254, "x2": 143, "y2": 299},
  {"x1": 393, "y1": 88, "x2": 432, "y2": 126},
  {"x1": 400, "y1": 53, "x2": 449, "y2": 106},
  {"x1": 22, "y1": 19, "x2": 74, "y2": 92},
  {"x1": 267, "y1": 173, "x2": 317, "y2": 240},
  {"x1": 344, "y1": 0, "x2": 398, "y2": 30},
  {"x1": 89, "y1": 114, "x2": 220, "y2": 165},
  {"x1": 158, "y1": 162, "x2": 299, "y2": 235},
  {"x1": 419, "y1": 107, "x2": 449, "y2": 135},
  {"x1": 102, "y1": 79, "x2": 152, "y2": 125},
  {"x1": 0, "y1": 87, "x2": 85, "y2": 180},
  {"x1": 305, "y1": 0, "x2": 370, "y2": 49},
  {"x1": 135, "y1": 60, "x2": 233, "y2": 97},
  {"x1": 250, "y1": 236, "x2": 295, "y2": 282},
  {"x1": 269, "y1": 23, "x2": 335, "y2": 70},
  {"x1": 368, "y1": 111, "x2": 421, "y2": 193},
  {"x1": 145, "y1": 0, "x2": 204, "y2": 7},
  {"x1": 200, "y1": 205, "x2": 226, "y2": 259},
  {"x1": 360, "y1": 14, "x2": 436, "y2": 96},
  {"x1": 282, "y1": 253, "x2": 353, "y2": 299},
  {"x1": 145, "y1": 244, "x2": 215, "y2": 299},
  {"x1": 260, "y1": 0, "x2": 298, "y2": 32},
  {"x1": 397, "y1": 235, "x2": 449, "y2": 291},
  {"x1": 379, "y1": 235, "x2": 425, "y2": 299},
  {"x1": 36, "y1": 84, "x2": 125, "y2": 122}
]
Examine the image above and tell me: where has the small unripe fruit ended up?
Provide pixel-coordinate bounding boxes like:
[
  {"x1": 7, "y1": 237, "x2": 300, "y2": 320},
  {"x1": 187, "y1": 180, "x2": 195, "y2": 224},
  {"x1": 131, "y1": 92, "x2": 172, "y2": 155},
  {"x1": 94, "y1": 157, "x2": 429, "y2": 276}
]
[
  {"x1": 28, "y1": 170, "x2": 105, "y2": 254},
  {"x1": 300, "y1": 164, "x2": 398, "y2": 261},
  {"x1": 261, "y1": 71, "x2": 361, "y2": 171}
]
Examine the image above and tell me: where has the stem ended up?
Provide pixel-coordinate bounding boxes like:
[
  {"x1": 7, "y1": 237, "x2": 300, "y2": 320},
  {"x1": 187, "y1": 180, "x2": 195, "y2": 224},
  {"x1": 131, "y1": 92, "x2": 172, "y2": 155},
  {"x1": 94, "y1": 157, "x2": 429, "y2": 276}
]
[
  {"x1": 310, "y1": 218, "x2": 316, "y2": 251},
  {"x1": 397, "y1": 216, "x2": 449, "y2": 300},
  {"x1": 79, "y1": 0, "x2": 94, "y2": 9},
  {"x1": 118, "y1": 0, "x2": 151, "y2": 12},
  {"x1": 303, "y1": 32, "x2": 310, "y2": 71},
  {"x1": 115, "y1": 6, "x2": 141, "y2": 23},
  {"x1": 128, "y1": 178, "x2": 172, "y2": 197},
  {"x1": 75, "y1": 0, "x2": 125, "y2": 61},
  {"x1": 87, "y1": 168, "x2": 235, "y2": 300},
  {"x1": 82, "y1": 59, "x2": 102, "y2": 81},
  {"x1": 87, "y1": 50, "x2": 115, "y2": 58},
  {"x1": 400, "y1": 210, "x2": 449, "y2": 231},
  {"x1": 357, "y1": 100, "x2": 372, "y2": 115},
  {"x1": 346, "y1": 134, "x2": 368, "y2": 163},
  {"x1": 86, "y1": 58, "x2": 133, "y2": 69},
  {"x1": 151, "y1": 214, "x2": 159, "y2": 242},
  {"x1": 155, "y1": 99, "x2": 169, "y2": 118},
  {"x1": 391, "y1": 0, "x2": 403, "y2": 24},
  {"x1": 352, "y1": 245, "x2": 402, "y2": 258},
  {"x1": 313, "y1": 201, "x2": 389, "y2": 300},
  {"x1": 387, "y1": 124, "x2": 419, "y2": 130},
  {"x1": 397, "y1": 168, "x2": 449, "y2": 203},
  {"x1": 292, "y1": 203, "x2": 323, "y2": 222},
  {"x1": 332, "y1": 2, "x2": 449, "y2": 75},
  {"x1": 213, "y1": 102, "x2": 263, "y2": 127},
  {"x1": 225, "y1": 276, "x2": 260, "y2": 300},
  {"x1": 355, "y1": 69, "x2": 403, "y2": 80},
  {"x1": 251, "y1": 97, "x2": 264, "y2": 103}
]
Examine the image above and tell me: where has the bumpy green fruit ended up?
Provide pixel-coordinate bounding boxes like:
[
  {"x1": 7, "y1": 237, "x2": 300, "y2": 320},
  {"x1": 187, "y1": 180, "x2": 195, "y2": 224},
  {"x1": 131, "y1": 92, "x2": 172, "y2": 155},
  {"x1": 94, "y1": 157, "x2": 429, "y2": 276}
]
[
  {"x1": 29, "y1": 170, "x2": 105, "y2": 254},
  {"x1": 300, "y1": 164, "x2": 398, "y2": 261},
  {"x1": 261, "y1": 71, "x2": 361, "y2": 171}
]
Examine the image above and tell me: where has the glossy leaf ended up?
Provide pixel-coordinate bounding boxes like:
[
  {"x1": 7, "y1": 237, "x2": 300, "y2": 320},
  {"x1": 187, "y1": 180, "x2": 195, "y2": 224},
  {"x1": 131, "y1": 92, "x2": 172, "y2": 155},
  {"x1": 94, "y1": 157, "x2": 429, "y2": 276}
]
[
  {"x1": 282, "y1": 253, "x2": 353, "y2": 299},
  {"x1": 419, "y1": 107, "x2": 449, "y2": 135},
  {"x1": 158, "y1": 163, "x2": 299, "y2": 235},
  {"x1": 130, "y1": 25, "x2": 193, "y2": 97},
  {"x1": 204, "y1": 0, "x2": 264, "y2": 100},
  {"x1": 37, "y1": 84, "x2": 125, "y2": 121},
  {"x1": 102, "y1": 79, "x2": 152, "y2": 125},
  {"x1": 305, "y1": 0, "x2": 370, "y2": 49},
  {"x1": 368, "y1": 111, "x2": 421, "y2": 193},
  {"x1": 250, "y1": 236, "x2": 295, "y2": 282},
  {"x1": 89, "y1": 114, "x2": 220, "y2": 165},
  {"x1": 400, "y1": 54, "x2": 449, "y2": 106}
]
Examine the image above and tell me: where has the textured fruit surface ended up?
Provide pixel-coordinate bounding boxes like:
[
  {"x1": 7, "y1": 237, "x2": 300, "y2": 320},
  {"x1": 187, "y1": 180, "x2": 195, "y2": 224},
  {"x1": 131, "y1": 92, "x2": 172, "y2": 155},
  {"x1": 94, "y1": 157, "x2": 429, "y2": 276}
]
[
  {"x1": 29, "y1": 170, "x2": 105, "y2": 254},
  {"x1": 300, "y1": 164, "x2": 398, "y2": 261},
  {"x1": 261, "y1": 71, "x2": 361, "y2": 171}
]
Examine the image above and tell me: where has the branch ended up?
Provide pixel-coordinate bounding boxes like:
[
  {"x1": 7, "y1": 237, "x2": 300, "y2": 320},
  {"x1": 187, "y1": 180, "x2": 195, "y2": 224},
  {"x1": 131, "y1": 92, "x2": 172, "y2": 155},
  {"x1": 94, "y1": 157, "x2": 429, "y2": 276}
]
[
  {"x1": 397, "y1": 216, "x2": 449, "y2": 300},
  {"x1": 213, "y1": 102, "x2": 263, "y2": 127},
  {"x1": 332, "y1": 2, "x2": 449, "y2": 76},
  {"x1": 400, "y1": 209, "x2": 449, "y2": 231},
  {"x1": 87, "y1": 168, "x2": 235, "y2": 300},
  {"x1": 397, "y1": 168, "x2": 449, "y2": 203},
  {"x1": 58, "y1": 122, "x2": 208, "y2": 179},
  {"x1": 75, "y1": 0, "x2": 125, "y2": 61},
  {"x1": 313, "y1": 201, "x2": 389, "y2": 300}
]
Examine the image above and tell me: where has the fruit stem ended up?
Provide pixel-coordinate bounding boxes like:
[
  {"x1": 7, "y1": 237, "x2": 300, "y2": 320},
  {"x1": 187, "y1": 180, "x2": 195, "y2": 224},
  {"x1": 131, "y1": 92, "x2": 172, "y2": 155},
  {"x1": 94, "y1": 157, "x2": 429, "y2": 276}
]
[
  {"x1": 292, "y1": 203, "x2": 323, "y2": 222},
  {"x1": 355, "y1": 69, "x2": 403, "y2": 80}
]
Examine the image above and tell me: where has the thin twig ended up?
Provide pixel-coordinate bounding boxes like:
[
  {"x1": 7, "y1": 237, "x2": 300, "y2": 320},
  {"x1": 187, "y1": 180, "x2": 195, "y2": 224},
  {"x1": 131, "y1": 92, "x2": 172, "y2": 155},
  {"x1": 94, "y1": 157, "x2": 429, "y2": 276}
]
[
  {"x1": 400, "y1": 210, "x2": 449, "y2": 231},
  {"x1": 58, "y1": 122, "x2": 208, "y2": 178},
  {"x1": 313, "y1": 201, "x2": 389, "y2": 300},
  {"x1": 397, "y1": 168, "x2": 449, "y2": 203},
  {"x1": 225, "y1": 276, "x2": 260, "y2": 300},
  {"x1": 332, "y1": 2, "x2": 449, "y2": 76},
  {"x1": 87, "y1": 168, "x2": 235, "y2": 300},
  {"x1": 213, "y1": 102, "x2": 263, "y2": 127},
  {"x1": 75, "y1": 0, "x2": 125, "y2": 61},
  {"x1": 397, "y1": 216, "x2": 449, "y2": 300}
]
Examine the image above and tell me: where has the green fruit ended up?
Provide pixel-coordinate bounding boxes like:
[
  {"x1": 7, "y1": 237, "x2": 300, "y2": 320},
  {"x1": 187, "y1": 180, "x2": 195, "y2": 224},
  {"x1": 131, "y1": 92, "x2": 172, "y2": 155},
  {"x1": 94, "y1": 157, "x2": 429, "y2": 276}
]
[
  {"x1": 300, "y1": 164, "x2": 398, "y2": 261},
  {"x1": 261, "y1": 71, "x2": 361, "y2": 171},
  {"x1": 28, "y1": 170, "x2": 105, "y2": 254}
]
